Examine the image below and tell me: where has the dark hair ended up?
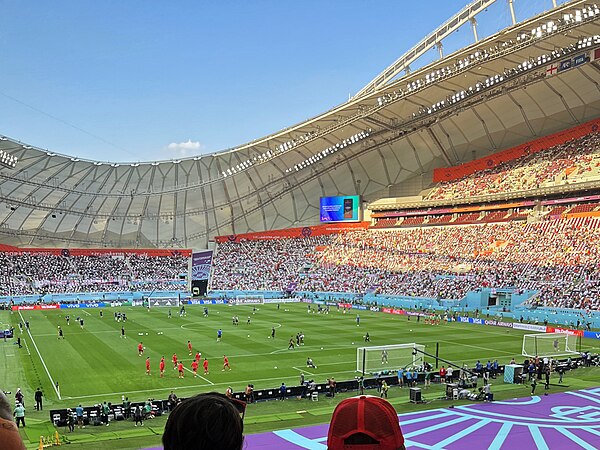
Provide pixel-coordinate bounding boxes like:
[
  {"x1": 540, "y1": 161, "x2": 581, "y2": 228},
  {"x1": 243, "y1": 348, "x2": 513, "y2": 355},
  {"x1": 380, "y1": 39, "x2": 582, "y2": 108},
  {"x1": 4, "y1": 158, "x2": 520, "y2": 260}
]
[{"x1": 162, "y1": 392, "x2": 244, "y2": 450}]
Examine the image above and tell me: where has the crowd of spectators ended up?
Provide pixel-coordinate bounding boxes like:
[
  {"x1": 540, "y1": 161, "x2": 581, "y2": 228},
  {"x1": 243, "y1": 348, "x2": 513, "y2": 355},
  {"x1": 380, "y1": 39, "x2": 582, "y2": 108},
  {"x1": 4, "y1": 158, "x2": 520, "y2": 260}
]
[
  {"x1": 210, "y1": 236, "x2": 332, "y2": 291},
  {"x1": 426, "y1": 132, "x2": 600, "y2": 200},
  {"x1": 0, "y1": 253, "x2": 188, "y2": 296},
  {"x1": 211, "y1": 217, "x2": 600, "y2": 310}
]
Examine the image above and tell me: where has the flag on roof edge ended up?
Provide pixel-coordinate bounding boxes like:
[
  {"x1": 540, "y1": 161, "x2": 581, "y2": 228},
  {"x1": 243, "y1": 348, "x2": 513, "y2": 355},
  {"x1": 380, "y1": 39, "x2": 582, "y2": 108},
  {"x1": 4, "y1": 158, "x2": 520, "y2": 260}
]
[{"x1": 545, "y1": 63, "x2": 558, "y2": 76}]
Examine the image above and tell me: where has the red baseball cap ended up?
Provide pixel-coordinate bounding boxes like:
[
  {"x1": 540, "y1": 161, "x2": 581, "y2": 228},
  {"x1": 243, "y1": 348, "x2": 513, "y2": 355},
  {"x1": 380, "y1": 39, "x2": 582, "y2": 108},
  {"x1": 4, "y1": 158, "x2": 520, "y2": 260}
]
[{"x1": 327, "y1": 395, "x2": 405, "y2": 450}]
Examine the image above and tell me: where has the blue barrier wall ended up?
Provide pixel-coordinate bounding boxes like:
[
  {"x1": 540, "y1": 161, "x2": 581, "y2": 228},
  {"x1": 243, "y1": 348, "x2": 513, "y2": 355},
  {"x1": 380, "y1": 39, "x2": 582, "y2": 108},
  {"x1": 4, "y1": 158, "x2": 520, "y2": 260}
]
[
  {"x1": 4, "y1": 286, "x2": 599, "y2": 329},
  {"x1": 0, "y1": 290, "x2": 187, "y2": 304}
]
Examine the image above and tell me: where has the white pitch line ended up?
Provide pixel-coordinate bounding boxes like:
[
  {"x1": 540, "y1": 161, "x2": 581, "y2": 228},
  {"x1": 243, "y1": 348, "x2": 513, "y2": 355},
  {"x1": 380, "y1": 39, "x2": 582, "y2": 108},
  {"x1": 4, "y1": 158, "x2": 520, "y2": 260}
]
[
  {"x1": 21, "y1": 335, "x2": 31, "y2": 356},
  {"x1": 62, "y1": 368, "x2": 359, "y2": 401},
  {"x1": 18, "y1": 311, "x2": 61, "y2": 400},
  {"x1": 292, "y1": 366, "x2": 314, "y2": 376},
  {"x1": 181, "y1": 365, "x2": 214, "y2": 385}
]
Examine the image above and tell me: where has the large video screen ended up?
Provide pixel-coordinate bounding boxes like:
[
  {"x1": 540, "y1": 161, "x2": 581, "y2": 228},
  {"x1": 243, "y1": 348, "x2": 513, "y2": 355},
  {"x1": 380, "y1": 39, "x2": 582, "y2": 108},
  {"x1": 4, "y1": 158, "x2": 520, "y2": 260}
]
[{"x1": 320, "y1": 195, "x2": 360, "y2": 222}]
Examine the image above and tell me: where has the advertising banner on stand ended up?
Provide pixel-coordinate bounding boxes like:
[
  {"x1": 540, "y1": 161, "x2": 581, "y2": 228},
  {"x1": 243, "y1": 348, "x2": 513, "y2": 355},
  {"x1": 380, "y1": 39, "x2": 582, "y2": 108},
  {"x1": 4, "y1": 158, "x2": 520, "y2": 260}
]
[{"x1": 191, "y1": 250, "x2": 213, "y2": 297}]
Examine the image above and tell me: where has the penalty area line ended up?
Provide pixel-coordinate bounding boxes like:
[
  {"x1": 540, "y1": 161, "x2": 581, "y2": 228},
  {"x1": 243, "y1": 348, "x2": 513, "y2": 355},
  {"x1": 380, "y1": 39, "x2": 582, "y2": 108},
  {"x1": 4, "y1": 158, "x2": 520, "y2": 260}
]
[
  {"x1": 21, "y1": 335, "x2": 31, "y2": 356},
  {"x1": 182, "y1": 365, "x2": 214, "y2": 385},
  {"x1": 63, "y1": 368, "x2": 359, "y2": 401},
  {"x1": 292, "y1": 366, "x2": 314, "y2": 376},
  {"x1": 18, "y1": 311, "x2": 61, "y2": 400}
]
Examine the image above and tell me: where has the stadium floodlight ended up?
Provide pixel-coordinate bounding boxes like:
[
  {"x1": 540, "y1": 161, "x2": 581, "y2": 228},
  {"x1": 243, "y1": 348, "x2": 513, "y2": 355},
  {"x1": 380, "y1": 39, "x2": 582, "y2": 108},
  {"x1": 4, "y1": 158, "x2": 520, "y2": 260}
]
[
  {"x1": 286, "y1": 129, "x2": 371, "y2": 174},
  {"x1": 0, "y1": 149, "x2": 18, "y2": 169}
]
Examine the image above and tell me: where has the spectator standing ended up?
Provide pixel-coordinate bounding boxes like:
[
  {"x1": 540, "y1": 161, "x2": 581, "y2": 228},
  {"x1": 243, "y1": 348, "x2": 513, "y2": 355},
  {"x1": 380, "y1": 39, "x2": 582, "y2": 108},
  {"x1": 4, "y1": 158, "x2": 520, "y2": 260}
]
[
  {"x1": 168, "y1": 391, "x2": 178, "y2": 411},
  {"x1": 122, "y1": 397, "x2": 131, "y2": 419},
  {"x1": 439, "y1": 366, "x2": 446, "y2": 383},
  {"x1": 34, "y1": 388, "x2": 43, "y2": 411},
  {"x1": 557, "y1": 367, "x2": 564, "y2": 383},
  {"x1": 15, "y1": 389, "x2": 23, "y2": 407},
  {"x1": 13, "y1": 403, "x2": 25, "y2": 428},
  {"x1": 75, "y1": 404, "x2": 84, "y2": 428},
  {"x1": 66, "y1": 409, "x2": 75, "y2": 432},
  {"x1": 381, "y1": 380, "x2": 389, "y2": 398},
  {"x1": 328, "y1": 378, "x2": 336, "y2": 398},
  {"x1": 101, "y1": 402, "x2": 110, "y2": 426},
  {"x1": 134, "y1": 406, "x2": 143, "y2": 427}
]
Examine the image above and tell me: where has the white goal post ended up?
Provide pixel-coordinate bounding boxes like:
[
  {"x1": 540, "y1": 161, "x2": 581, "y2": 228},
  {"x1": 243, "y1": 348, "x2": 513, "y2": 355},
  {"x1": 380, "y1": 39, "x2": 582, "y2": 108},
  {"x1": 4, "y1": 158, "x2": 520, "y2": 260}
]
[
  {"x1": 522, "y1": 332, "x2": 579, "y2": 358},
  {"x1": 357, "y1": 343, "x2": 426, "y2": 374},
  {"x1": 147, "y1": 297, "x2": 181, "y2": 308}
]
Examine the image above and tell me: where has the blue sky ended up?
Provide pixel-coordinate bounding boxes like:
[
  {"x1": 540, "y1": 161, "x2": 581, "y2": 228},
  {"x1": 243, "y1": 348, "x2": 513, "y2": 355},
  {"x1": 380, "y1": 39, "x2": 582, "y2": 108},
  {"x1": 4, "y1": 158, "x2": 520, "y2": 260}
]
[{"x1": 0, "y1": 0, "x2": 563, "y2": 162}]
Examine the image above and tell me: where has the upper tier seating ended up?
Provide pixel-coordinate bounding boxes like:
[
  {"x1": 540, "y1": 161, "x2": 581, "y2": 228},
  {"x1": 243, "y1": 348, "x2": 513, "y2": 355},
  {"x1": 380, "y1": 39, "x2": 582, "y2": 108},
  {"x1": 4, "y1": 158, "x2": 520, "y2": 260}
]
[{"x1": 426, "y1": 132, "x2": 600, "y2": 201}]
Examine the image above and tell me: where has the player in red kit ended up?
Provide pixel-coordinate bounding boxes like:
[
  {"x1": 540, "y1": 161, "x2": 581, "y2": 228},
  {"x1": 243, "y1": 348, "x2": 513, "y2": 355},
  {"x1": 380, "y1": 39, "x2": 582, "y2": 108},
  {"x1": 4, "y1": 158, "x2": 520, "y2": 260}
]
[
  {"x1": 203, "y1": 358, "x2": 209, "y2": 374},
  {"x1": 159, "y1": 356, "x2": 165, "y2": 378},
  {"x1": 138, "y1": 342, "x2": 144, "y2": 356},
  {"x1": 223, "y1": 355, "x2": 231, "y2": 371},
  {"x1": 172, "y1": 353, "x2": 178, "y2": 369},
  {"x1": 177, "y1": 362, "x2": 184, "y2": 378},
  {"x1": 145, "y1": 356, "x2": 151, "y2": 375},
  {"x1": 191, "y1": 360, "x2": 199, "y2": 377},
  {"x1": 187, "y1": 340, "x2": 193, "y2": 356},
  {"x1": 195, "y1": 351, "x2": 201, "y2": 362}
]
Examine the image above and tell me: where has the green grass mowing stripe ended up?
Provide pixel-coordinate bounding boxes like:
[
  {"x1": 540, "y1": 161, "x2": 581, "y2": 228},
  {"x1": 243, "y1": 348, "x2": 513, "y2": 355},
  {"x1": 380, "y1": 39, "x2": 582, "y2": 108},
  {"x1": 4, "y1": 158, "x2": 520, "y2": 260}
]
[
  {"x1": 15, "y1": 304, "x2": 535, "y2": 407},
  {"x1": 18, "y1": 311, "x2": 61, "y2": 399}
]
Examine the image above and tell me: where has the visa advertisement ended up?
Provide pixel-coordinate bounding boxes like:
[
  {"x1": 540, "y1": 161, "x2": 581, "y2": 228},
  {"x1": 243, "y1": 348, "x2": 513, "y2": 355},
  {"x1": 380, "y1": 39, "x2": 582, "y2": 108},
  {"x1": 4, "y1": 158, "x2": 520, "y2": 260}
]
[{"x1": 320, "y1": 195, "x2": 360, "y2": 222}]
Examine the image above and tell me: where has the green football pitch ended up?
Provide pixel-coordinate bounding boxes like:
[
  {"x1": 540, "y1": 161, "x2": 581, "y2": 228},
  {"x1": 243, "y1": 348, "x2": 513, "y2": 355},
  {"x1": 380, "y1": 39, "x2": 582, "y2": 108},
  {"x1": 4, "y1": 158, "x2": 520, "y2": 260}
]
[
  {"x1": 1, "y1": 303, "x2": 558, "y2": 405},
  {"x1": 2, "y1": 303, "x2": 600, "y2": 449}
]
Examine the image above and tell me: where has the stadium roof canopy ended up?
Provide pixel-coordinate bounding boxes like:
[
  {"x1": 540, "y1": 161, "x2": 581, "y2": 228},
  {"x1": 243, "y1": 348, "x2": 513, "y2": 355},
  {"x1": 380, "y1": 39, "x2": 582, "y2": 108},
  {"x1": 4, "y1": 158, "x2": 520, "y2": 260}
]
[{"x1": 0, "y1": 0, "x2": 599, "y2": 248}]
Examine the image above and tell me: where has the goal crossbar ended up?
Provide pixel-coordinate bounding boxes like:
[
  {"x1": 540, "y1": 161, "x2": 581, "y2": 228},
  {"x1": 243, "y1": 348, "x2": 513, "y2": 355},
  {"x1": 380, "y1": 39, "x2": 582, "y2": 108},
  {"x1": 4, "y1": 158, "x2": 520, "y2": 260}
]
[
  {"x1": 522, "y1": 332, "x2": 579, "y2": 358},
  {"x1": 357, "y1": 343, "x2": 425, "y2": 373}
]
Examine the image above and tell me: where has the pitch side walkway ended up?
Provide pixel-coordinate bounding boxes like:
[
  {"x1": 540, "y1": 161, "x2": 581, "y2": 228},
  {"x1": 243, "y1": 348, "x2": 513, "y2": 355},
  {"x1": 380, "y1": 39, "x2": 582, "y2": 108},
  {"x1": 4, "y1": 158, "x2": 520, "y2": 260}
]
[{"x1": 147, "y1": 387, "x2": 600, "y2": 449}]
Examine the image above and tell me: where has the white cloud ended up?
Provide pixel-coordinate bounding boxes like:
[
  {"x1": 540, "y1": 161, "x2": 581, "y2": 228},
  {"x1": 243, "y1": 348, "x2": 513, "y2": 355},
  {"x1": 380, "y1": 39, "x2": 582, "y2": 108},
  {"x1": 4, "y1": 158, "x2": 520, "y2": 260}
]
[{"x1": 164, "y1": 139, "x2": 205, "y2": 157}]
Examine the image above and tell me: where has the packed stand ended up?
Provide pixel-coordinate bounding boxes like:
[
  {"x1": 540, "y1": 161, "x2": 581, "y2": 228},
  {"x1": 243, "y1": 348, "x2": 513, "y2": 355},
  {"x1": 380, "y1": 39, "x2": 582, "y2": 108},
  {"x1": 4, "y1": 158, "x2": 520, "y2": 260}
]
[
  {"x1": 426, "y1": 132, "x2": 600, "y2": 200},
  {"x1": 210, "y1": 236, "x2": 332, "y2": 291},
  {"x1": 0, "y1": 253, "x2": 188, "y2": 296},
  {"x1": 211, "y1": 217, "x2": 600, "y2": 310}
]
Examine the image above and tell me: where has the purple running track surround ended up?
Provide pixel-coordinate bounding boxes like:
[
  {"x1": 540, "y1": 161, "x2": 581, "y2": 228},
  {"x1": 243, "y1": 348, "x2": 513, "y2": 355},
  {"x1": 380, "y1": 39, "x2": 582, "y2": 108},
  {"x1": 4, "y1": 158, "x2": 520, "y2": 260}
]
[{"x1": 146, "y1": 387, "x2": 600, "y2": 449}]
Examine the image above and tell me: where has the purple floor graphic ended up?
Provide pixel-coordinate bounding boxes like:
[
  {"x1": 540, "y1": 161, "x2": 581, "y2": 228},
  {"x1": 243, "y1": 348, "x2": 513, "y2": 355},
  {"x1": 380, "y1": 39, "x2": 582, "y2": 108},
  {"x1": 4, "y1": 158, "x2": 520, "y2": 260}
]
[{"x1": 243, "y1": 387, "x2": 600, "y2": 449}]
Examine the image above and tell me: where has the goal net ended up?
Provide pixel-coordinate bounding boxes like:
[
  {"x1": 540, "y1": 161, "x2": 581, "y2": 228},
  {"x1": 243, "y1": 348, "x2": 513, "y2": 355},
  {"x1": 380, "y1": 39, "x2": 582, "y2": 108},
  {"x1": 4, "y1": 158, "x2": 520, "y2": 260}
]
[
  {"x1": 147, "y1": 297, "x2": 181, "y2": 308},
  {"x1": 357, "y1": 343, "x2": 425, "y2": 374},
  {"x1": 232, "y1": 294, "x2": 265, "y2": 305},
  {"x1": 522, "y1": 332, "x2": 579, "y2": 358}
]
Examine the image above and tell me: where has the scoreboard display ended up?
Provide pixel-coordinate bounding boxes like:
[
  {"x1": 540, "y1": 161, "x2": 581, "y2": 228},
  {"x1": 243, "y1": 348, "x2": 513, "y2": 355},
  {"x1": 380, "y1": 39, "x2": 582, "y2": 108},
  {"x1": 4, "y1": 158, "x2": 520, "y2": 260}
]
[{"x1": 320, "y1": 195, "x2": 360, "y2": 222}]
